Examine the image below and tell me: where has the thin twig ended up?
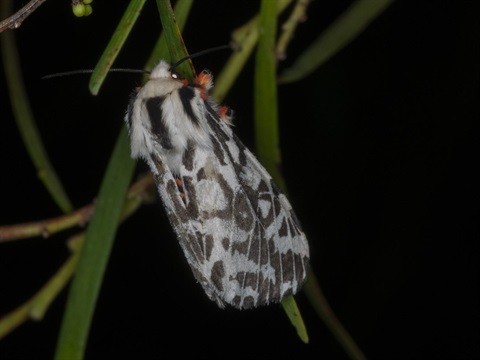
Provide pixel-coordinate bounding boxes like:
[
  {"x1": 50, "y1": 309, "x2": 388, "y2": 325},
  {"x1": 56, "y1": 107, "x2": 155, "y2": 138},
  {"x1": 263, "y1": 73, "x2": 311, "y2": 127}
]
[
  {"x1": 0, "y1": 0, "x2": 47, "y2": 33},
  {"x1": 276, "y1": 0, "x2": 310, "y2": 60},
  {"x1": 0, "y1": 174, "x2": 155, "y2": 243},
  {"x1": 0, "y1": 205, "x2": 93, "y2": 243},
  {"x1": 0, "y1": 173, "x2": 155, "y2": 339},
  {"x1": 0, "y1": 234, "x2": 83, "y2": 340}
]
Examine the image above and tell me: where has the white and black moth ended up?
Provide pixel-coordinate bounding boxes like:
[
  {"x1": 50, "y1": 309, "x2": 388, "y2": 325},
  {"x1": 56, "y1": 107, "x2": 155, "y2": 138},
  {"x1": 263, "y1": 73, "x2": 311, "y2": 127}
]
[{"x1": 125, "y1": 60, "x2": 310, "y2": 309}]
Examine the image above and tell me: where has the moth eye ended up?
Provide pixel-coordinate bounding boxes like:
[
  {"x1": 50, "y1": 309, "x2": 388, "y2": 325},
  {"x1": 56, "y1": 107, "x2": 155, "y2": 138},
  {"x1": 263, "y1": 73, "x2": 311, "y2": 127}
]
[
  {"x1": 170, "y1": 70, "x2": 181, "y2": 80},
  {"x1": 202, "y1": 69, "x2": 211, "y2": 75}
]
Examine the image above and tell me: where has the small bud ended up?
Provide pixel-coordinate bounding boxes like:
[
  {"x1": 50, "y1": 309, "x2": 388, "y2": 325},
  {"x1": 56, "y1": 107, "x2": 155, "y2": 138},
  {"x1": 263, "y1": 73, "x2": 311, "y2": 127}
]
[
  {"x1": 72, "y1": 3, "x2": 86, "y2": 17},
  {"x1": 84, "y1": 4, "x2": 93, "y2": 16}
]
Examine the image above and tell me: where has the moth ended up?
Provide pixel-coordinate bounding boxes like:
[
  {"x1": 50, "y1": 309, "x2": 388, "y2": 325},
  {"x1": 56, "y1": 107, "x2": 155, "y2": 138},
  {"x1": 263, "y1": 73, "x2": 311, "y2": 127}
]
[{"x1": 125, "y1": 59, "x2": 310, "y2": 309}]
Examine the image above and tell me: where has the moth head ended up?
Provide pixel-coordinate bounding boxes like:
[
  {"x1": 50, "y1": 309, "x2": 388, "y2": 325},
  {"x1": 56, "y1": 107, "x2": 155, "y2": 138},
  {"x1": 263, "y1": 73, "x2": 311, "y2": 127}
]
[
  {"x1": 149, "y1": 60, "x2": 182, "y2": 81},
  {"x1": 149, "y1": 44, "x2": 232, "y2": 83}
]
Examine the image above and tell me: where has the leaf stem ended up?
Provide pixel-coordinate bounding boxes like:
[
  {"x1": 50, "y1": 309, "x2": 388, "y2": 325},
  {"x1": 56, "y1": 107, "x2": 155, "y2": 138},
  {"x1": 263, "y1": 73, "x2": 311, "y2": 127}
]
[
  {"x1": 0, "y1": 0, "x2": 47, "y2": 32},
  {"x1": 0, "y1": 0, "x2": 73, "y2": 213}
]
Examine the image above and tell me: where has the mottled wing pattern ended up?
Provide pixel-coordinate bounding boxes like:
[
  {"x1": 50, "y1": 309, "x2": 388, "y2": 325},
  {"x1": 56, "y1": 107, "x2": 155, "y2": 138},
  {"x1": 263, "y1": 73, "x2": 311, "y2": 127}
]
[
  {"x1": 125, "y1": 61, "x2": 309, "y2": 309},
  {"x1": 197, "y1": 104, "x2": 309, "y2": 308}
]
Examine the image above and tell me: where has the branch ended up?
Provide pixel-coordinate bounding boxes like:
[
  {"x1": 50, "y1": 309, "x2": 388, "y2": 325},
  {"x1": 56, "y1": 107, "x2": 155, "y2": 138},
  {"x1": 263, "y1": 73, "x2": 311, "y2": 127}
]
[
  {"x1": 0, "y1": 174, "x2": 155, "y2": 340},
  {"x1": 0, "y1": 204, "x2": 94, "y2": 243},
  {"x1": 276, "y1": 0, "x2": 310, "y2": 60},
  {"x1": 0, "y1": 174, "x2": 155, "y2": 243},
  {"x1": 0, "y1": 0, "x2": 47, "y2": 33}
]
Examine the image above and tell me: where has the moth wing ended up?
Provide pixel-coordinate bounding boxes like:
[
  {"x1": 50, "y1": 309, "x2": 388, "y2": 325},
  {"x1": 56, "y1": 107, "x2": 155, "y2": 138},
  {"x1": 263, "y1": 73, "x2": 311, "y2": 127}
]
[
  {"x1": 150, "y1": 156, "x2": 227, "y2": 307},
  {"x1": 180, "y1": 106, "x2": 310, "y2": 309}
]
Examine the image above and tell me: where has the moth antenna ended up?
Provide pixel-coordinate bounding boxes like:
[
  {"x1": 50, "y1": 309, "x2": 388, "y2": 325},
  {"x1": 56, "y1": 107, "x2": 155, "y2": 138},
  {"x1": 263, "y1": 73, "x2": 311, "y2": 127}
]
[
  {"x1": 171, "y1": 44, "x2": 233, "y2": 71},
  {"x1": 42, "y1": 68, "x2": 149, "y2": 80},
  {"x1": 43, "y1": 44, "x2": 235, "y2": 80}
]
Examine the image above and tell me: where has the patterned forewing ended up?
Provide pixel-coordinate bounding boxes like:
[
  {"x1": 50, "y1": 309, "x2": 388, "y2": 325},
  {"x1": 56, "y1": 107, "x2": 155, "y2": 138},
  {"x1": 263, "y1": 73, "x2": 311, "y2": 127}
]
[
  {"x1": 195, "y1": 105, "x2": 310, "y2": 308},
  {"x1": 150, "y1": 154, "x2": 227, "y2": 307}
]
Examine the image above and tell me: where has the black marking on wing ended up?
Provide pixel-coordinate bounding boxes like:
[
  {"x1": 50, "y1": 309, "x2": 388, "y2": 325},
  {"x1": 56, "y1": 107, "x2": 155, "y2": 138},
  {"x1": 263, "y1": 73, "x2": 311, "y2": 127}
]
[
  {"x1": 126, "y1": 104, "x2": 134, "y2": 131},
  {"x1": 209, "y1": 134, "x2": 227, "y2": 166},
  {"x1": 211, "y1": 260, "x2": 225, "y2": 292},
  {"x1": 126, "y1": 90, "x2": 138, "y2": 131},
  {"x1": 145, "y1": 96, "x2": 173, "y2": 149},
  {"x1": 178, "y1": 86, "x2": 199, "y2": 126},
  {"x1": 182, "y1": 141, "x2": 196, "y2": 171},
  {"x1": 233, "y1": 192, "x2": 255, "y2": 231}
]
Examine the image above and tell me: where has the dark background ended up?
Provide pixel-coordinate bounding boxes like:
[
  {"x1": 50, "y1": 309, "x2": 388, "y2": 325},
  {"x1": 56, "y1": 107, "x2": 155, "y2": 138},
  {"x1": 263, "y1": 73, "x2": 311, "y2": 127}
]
[{"x1": 0, "y1": 1, "x2": 478, "y2": 359}]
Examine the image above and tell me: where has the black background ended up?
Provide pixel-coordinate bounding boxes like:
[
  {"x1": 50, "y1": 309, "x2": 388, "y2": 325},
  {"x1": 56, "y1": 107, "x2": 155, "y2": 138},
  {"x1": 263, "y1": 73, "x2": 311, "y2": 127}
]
[{"x1": 0, "y1": 1, "x2": 478, "y2": 359}]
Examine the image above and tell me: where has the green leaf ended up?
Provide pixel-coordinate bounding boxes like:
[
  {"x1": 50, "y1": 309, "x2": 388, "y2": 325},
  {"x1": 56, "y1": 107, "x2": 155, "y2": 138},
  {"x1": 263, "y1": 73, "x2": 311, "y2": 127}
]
[
  {"x1": 281, "y1": 295, "x2": 309, "y2": 343},
  {"x1": 54, "y1": 128, "x2": 135, "y2": 360},
  {"x1": 212, "y1": 0, "x2": 292, "y2": 102},
  {"x1": 278, "y1": 0, "x2": 393, "y2": 83},
  {"x1": 89, "y1": 0, "x2": 147, "y2": 95},
  {"x1": 155, "y1": 0, "x2": 192, "y2": 78},
  {"x1": 254, "y1": 0, "x2": 281, "y2": 184},
  {"x1": 0, "y1": 1, "x2": 73, "y2": 213},
  {"x1": 255, "y1": 0, "x2": 308, "y2": 343},
  {"x1": 144, "y1": 0, "x2": 193, "y2": 72}
]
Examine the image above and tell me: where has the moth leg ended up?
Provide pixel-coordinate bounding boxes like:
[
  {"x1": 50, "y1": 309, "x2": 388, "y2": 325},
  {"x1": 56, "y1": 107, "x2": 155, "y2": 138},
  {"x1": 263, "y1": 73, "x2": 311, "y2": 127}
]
[
  {"x1": 195, "y1": 69, "x2": 213, "y2": 89},
  {"x1": 217, "y1": 106, "x2": 234, "y2": 122},
  {"x1": 175, "y1": 177, "x2": 187, "y2": 205}
]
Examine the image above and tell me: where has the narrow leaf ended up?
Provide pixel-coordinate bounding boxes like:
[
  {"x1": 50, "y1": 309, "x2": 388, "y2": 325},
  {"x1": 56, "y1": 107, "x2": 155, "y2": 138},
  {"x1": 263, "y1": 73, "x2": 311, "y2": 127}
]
[
  {"x1": 0, "y1": 0, "x2": 73, "y2": 213},
  {"x1": 281, "y1": 295, "x2": 309, "y2": 343},
  {"x1": 212, "y1": 0, "x2": 292, "y2": 102},
  {"x1": 54, "y1": 128, "x2": 135, "y2": 360},
  {"x1": 89, "y1": 0, "x2": 147, "y2": 95},
  {"x1": 255, "y1": 0, "x2": 308, "y2": 342},
  {"x1": 155, "y1": 0, "x2": 192, "y2": 78},
  {"x1": 278, "y1": 0, "x2": 393, "y2": 83},
  {"x1": 144, "y1": 0, "x2": 193, "y2": 71},
  {"x1": 254, "y1": 0, "x2": 281, "y2": 182}
]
